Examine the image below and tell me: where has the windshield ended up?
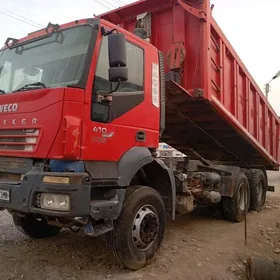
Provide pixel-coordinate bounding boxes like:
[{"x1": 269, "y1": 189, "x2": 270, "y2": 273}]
[{"x1": 0, "y1": 25, "x2": 94, "y2": 93}]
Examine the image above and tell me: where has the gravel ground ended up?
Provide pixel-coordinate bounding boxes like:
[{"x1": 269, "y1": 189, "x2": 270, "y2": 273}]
[{"x1": 1, "y1": 172, "x2": 280, "y2": 280}]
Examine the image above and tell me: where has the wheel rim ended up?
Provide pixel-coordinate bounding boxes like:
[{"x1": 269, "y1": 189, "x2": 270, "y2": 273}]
[
  {"x1": 132, "y1": 205, "x2": 159, "y2": 251},
  {"x1": 257, "y1": 181, "x2": 264, "y2": 202},
  {"x1": 237, "y1": 183, "x2": 246, "y2": 211}
]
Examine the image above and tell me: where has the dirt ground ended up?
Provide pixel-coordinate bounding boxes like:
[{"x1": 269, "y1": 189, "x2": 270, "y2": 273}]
[{"x1": 1, "y1": 172, "x2": 280, "y2": 280}]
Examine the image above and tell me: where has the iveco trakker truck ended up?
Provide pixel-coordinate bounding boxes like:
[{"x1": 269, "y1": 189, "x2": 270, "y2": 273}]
[{"x1": 0, "y1": 0, "x2": 279, "y2": 270}]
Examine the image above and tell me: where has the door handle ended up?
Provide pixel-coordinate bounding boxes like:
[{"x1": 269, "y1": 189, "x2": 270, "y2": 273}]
[{"x1": 136, "y1": 131, "x2": 146, "y2": 142}]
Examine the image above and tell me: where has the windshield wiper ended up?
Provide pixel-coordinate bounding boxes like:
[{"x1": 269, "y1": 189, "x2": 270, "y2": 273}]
[
  {"x1": 0, "y1": 89, "x2": 5, "y2": 94},
  {"x1": 13, "y1": 82, "x2": 47, "y2": 93}
]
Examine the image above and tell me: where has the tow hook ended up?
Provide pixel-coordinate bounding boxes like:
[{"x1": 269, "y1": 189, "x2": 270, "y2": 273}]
[{"x1": 74, "y1": 217, "x2": 88, "y2": 225}]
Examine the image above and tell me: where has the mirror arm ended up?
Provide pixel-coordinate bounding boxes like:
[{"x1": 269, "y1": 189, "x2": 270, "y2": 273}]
[
  {"x1": 97, "y1": 81, "x2": 121, "y2": 96},
  {"x1": 110, "y1": 81, "x2": 121, "y2": 93},
  {"x1": 101, "y1": 26, "x2": 119, "y2": 37}
]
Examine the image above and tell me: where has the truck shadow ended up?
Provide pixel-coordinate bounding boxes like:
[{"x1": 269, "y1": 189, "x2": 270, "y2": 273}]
[{"x1": 0, "y1": 207, "x2": 227, "y2": 274}]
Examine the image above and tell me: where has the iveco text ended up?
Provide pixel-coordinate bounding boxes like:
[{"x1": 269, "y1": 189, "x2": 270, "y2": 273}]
[{"x1": 0, "y1": 103, "x2": 18, "y2": 113}]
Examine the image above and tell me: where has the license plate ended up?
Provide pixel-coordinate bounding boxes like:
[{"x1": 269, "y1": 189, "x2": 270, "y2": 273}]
[{"x1": 0, "y1": 190, "x2": 10, "y2": 202}]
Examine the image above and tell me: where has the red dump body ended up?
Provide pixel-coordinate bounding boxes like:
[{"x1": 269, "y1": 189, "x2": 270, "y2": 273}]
[{"x1": 100, "y1": 0, "x2": 280, "y2": 170}]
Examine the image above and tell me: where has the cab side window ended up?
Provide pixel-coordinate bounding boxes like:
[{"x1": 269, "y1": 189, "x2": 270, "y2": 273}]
[
  {"x1": 93, "y1": 36, "x2": 144, "y2": 95},
  {"x1": 91, "y1": 35, "x2": 144, "y2": 123}
]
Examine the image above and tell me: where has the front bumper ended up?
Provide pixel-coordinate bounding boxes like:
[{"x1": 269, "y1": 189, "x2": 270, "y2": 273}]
[{"x1": 0, "y1": 171, "x2": 125, "y2": 220}]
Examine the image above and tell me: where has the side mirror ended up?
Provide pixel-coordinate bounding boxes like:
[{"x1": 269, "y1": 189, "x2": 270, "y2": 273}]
[
  {"x1": 109, "y1": 67, "x2": 128, "y2": 83},
  {"x1": 108, "y1": 33, "x2": 128, "y2": 82}
]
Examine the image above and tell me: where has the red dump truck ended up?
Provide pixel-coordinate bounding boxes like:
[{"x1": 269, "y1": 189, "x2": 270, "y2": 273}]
[{"x1": 0, "y1": 0, "x2": 279, "y2": 270}]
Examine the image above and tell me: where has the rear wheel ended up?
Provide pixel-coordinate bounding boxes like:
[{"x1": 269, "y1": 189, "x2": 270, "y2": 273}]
[
  {"x1": 13, "y1": 214, "x2": 61, "y2": 239},
  {"x1": 106, "y1": 186, "x2": 166, "y2": 270},
  {"x1": 222, "y1": 173, "x2": 250, "y2": 222},
  {"x1": 246, "y1": 169, "x2": 267, "y2": 212}
]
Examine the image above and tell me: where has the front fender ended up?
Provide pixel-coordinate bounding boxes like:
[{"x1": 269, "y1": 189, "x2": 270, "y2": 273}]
[
  {"x1": 118, "y1": 149, "x2": 176, "y2": 219},
  {"x1": 117, "y1": 147, "x2": 154, "y2": 186}
]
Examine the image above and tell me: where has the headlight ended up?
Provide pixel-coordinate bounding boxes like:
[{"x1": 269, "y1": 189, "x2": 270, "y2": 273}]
[{"x1": 40, "y1": 193, "x2": 70, "y2": 212}]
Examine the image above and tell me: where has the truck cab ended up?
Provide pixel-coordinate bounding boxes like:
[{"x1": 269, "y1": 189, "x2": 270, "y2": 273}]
[{"x1": 0, "y1": 18, "x2": 173, "y2": 270}]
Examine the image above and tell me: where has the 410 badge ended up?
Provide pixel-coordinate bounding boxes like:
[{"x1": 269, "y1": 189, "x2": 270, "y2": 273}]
[{"x1": 93, "y1": 126, "x2": 114, "y2": 138}]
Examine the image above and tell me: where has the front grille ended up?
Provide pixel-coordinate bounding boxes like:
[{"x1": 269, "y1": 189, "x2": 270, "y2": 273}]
[{"x1": 0, "y1": 129, "x2": 40, "y2": 152}]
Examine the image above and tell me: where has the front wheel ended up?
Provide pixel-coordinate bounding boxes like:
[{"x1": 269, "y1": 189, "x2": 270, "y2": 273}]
[{"x1": 106, "y1": 186, "x2": 166, "y2": 270}]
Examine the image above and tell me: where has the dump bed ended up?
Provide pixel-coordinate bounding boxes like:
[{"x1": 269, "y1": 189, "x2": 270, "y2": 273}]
[{"x1": 100, "y1": 0, "x2": 280, "y2": 170}]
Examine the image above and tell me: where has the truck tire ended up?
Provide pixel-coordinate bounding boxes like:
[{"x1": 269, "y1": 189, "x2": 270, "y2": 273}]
[
  {"x1": 106, "y1": 186, "x2": 166, "y2": 270},
  {"x1": 222, "y1": 172, "x2": 250, "y2": 222},
  {"x1": 246, "y1": 169, "x2": 267, "y2": 212},
  {"x1": 13, "y1": 214, "x2": 61, "y2": 239}
]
